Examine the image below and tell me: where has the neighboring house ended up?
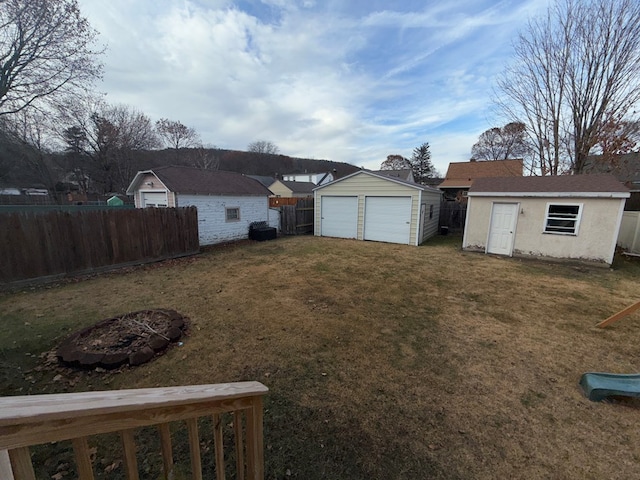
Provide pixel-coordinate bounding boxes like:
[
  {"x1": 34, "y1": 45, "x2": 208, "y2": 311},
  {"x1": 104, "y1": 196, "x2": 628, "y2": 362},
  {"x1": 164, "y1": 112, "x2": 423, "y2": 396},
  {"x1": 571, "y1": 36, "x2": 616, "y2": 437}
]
[
  {"x1": 247, "y1": 175, "x2": 276, "y2": 189},
  {"x1": 313, "y1": 170, "x2": 442, "y2": 246},
  {"x1": 374, "y1": 169, "x2": 415, "y2": 182},
  {"x1": 583, "y1": 152, "x2": 640, "y2": 210},
  {"x1": 282, "y1": 172, "x2": 334, "y2": 185},
  {"x1": 268, "y1": 180, "x2": 315, "y2": 198},
  {"x1": 439, "y1": 159, "x2": 523, "y2": 202},
  {"x1": 462, "y1": 174, "x2": 629, "y2": 265},
  {"x1": 126, "y1": 165, "x2": 273, "y2": 246}
]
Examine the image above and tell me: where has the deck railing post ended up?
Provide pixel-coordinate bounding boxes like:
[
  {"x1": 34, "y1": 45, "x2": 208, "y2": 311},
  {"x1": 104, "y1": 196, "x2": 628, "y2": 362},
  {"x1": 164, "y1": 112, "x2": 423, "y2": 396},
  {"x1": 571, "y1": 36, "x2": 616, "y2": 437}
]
[{"x1": 245, "y1": 396, "x2": 265, "y2": 480}]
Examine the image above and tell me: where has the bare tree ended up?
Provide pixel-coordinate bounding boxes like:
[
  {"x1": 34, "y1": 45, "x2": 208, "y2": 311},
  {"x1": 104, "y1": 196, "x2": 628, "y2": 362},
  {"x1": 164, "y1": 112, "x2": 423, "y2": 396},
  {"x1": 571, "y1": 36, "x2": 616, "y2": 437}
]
[
  {"x1": 59, "y1": 99, "x2": 158, "y2": 193},
  {"x1": 380, "y1": 154, "x2": 411, "y2": 170},
  {"x1": 471, "y1": 122, "x2": 530, "y2": 163},
  {"x1": 496, "y1": 0, "x2": 640, "y2": 175},
  {"x1": 155, "y1": 118, "x2": 201, "y2": 162},
  {"x1": 0, "y1": 0, "x2": 103, "y2": 116},
  {"x1": 0, "y1": 109, "x2": 59, "y2": 196},
  {"x1": 247, "y1": 140, "x2": 279, "y2": 155}
]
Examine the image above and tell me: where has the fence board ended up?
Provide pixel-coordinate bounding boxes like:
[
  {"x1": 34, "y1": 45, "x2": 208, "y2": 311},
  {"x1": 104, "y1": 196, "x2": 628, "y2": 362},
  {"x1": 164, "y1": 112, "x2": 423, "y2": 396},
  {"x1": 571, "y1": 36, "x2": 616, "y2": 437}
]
[
  {"x1": 0, "y1": 207, "x2": 199, "y2": 285},
  {"x1": 279, "y1": 198, "x2": 314, "y2": 235}
]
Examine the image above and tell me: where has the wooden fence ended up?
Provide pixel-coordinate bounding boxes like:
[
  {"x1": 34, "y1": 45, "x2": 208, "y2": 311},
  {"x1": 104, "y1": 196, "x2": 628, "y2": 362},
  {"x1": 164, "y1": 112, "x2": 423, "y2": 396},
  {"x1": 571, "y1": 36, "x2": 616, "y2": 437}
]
[
  {"x1": 279, "y1": 198, "x2": 314, "y2": 235},
  {"x1": 0, "y1": 207, "x2": 199, "y2": 285}
]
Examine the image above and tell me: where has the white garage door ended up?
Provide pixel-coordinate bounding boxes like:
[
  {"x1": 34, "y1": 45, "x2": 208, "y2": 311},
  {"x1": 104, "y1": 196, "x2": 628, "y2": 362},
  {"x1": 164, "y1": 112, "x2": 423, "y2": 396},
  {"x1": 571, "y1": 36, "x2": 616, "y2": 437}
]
[
  {"x1": 364, "y1": 196, "x2": 412, "y2": 244},
  {"x1": 321, "y1": 196, "x2": 358, "y2": 239},
  {"x1": 142, "y1": 192, "x2": 168, "y2": 207}
]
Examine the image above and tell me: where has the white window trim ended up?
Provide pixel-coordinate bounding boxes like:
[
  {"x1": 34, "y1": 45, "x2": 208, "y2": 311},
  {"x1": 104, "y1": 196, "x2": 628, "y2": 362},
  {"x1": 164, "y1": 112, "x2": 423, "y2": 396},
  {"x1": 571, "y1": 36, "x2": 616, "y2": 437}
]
[
  {"x1": 225, "y1": 206, "x2": 241, "y2": 222},
  {"x1": 543, "y1": 202, "x2": 583, "y2": 236}
]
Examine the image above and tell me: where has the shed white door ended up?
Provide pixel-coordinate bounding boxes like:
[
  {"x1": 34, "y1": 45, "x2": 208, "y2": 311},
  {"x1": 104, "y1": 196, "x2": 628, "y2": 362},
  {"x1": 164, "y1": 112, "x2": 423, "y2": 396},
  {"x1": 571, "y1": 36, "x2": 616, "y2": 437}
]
[
  {"x1": 141, "y1": 192, "x2": 167, "y2": 207},
  {"x1": 364, "y1": 196, "x2": 412, "y2": 244},
  {"x1": 321, "y1": 196, "x2": 358, "y2": 239},
  {"x1": 487, "y1": 203, "x2": 518, "y2": 255}
]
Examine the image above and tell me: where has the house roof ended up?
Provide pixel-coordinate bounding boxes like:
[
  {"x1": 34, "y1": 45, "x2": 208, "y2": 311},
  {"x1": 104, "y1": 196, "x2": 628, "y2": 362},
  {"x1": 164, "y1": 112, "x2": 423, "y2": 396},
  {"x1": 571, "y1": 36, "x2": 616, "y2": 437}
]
[
  {"x1": 373, "y1": 169, "x2": 413, "y2": 181},
  {"x1": 278, "y1": 180, "x2": 316, "y2": 194},
  {"x1": 468, "y1": 174, "x2": 630, "y2": 198},
  {"x1": 439, "y1": 159, "x2": 523, "y2": 189},
  {"x1": 126, "y1": 166, "x2": 272, "y2": 196},
  {"x1": 583, "y1": 152, "x2": 640, "y2": 186},
  {"x1": 314, "y1": 169, "x2": 442, "y2": 194},
  {"x1": 247, "y1": 175, "x2": 276, "y2": 188}
]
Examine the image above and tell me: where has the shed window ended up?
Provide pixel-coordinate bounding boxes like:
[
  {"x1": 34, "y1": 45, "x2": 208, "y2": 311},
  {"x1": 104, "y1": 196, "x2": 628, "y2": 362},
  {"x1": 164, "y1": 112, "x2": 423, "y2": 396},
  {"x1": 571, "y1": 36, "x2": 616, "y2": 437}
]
[
  {"x1": 226, "y1": 207, "x2": 240, "y2": 222},
  {"x1": 544, "y1": 204, "x2": 582, "y2": 235},
  {"x1": 429, "y1": 204, "x2": 434, "y2": 219}
]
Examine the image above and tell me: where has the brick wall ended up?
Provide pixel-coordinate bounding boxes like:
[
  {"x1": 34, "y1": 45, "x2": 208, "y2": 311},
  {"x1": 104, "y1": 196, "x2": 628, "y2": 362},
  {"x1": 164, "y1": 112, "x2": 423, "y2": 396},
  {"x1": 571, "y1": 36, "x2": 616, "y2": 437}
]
[{"x1": 178, "y1": 195, "x2": 269, "y2": 245}]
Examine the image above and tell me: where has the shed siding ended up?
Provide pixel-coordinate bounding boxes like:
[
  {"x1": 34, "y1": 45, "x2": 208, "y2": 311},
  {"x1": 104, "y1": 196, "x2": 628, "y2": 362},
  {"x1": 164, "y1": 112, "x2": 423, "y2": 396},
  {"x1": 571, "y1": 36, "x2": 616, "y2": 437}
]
[
  {"x1": 464, "y1": 196, "x2": 626, "y2": 264},
  {"x1": 315, "y1": 173, "x2": 440, "y2": 245},
  {"x1": 133, "y1": 173, "x2": 176, "y2": 208},
  {"x1": 267, "y1": 181, "x2": 293, "y2": 197},
  {"x1": 420, "y1": 192, "x2": 441, "y2": 243},
  {"x1": 178, "y1": 194, "x2": 269, "y2": 246}
]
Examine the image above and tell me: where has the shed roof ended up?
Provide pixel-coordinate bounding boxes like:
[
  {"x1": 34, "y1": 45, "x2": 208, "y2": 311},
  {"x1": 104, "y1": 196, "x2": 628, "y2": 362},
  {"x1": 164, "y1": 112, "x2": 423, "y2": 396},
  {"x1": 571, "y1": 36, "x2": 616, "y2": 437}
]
[
  {"x1": 279, "y1": 180, "x2": 316, "y2": 194},
  {"x1": 468, "y1": 174, "x2": 630, "y2": 198},
  {"x1": 314, "y1": 169, "x2": 442, "y2": 194},
  {"x1": 439, "y1": 159, "x2": 523, "y2": 189},
  {"x1": 126, "y1": 165, "x2": 271, "y2": 196}
]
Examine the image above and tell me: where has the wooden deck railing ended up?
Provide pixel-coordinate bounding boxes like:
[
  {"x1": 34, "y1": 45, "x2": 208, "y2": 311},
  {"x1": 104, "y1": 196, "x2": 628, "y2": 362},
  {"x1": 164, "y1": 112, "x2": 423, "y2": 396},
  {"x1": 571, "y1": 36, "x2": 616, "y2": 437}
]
[{"x1": 0, "y1": 381, "x2": 268, "y2": 479}]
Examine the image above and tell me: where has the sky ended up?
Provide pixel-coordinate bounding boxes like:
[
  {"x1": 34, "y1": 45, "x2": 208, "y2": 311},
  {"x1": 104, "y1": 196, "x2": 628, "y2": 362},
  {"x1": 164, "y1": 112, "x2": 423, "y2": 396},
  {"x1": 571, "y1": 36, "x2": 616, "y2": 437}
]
[{"x1": 77, "y1": 0, "x2": 550, "y2": 175}]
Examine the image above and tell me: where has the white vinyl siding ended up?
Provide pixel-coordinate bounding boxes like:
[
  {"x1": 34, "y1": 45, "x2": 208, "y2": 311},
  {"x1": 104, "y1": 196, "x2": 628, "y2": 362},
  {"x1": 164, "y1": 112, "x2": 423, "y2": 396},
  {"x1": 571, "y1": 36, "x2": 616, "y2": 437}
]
[{"x1": 314, "y1": 171, "x2": 441, "y2": 245}]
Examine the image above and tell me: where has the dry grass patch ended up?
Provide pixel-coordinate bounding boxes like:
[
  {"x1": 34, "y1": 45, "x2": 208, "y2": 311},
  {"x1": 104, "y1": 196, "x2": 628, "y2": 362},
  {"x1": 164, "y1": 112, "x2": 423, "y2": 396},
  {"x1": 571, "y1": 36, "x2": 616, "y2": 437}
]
[{"x1": 1, "y1": 236, "x2": 640, "y2": 479}]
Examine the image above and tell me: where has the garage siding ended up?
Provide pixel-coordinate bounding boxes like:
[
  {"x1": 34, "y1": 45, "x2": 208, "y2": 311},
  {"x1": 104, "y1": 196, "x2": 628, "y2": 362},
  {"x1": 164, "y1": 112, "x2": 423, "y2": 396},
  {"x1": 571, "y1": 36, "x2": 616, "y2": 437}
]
[
  {"x1": 178, "y1": 194, "x2": 269, "y2": 246},
  {"x1": 315, "y1": 172, "x2": 441, "y2": 245}
]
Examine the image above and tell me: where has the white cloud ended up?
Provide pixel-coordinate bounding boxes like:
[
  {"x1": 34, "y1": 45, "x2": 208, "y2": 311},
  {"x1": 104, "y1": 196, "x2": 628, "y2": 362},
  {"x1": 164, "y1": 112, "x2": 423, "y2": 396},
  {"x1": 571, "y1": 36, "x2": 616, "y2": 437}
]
[{"x1": 77, "y1": 0, "x2": 550, "y2": 172}]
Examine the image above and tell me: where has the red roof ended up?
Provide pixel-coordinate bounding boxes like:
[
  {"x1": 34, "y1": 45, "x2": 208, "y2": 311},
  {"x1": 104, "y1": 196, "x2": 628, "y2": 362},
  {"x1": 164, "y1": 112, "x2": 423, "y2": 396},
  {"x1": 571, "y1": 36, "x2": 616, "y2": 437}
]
[{"x1": 439, "y1": 159, "x2": 523, "y2": 188}]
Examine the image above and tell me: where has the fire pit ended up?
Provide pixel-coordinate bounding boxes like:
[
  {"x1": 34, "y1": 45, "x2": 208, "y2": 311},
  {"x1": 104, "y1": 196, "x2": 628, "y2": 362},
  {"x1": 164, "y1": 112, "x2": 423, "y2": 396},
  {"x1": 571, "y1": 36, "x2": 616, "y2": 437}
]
[{"x1": 56, "y1": 309, "x2": 188, "y2": 369}]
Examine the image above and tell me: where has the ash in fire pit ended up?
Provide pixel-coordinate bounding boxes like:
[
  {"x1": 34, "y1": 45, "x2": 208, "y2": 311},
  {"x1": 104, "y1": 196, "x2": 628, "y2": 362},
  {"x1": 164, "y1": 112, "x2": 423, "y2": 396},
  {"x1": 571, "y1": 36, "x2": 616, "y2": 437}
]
[{"x1": 56, "y1": 309, "x2": 189, "y2": 369}]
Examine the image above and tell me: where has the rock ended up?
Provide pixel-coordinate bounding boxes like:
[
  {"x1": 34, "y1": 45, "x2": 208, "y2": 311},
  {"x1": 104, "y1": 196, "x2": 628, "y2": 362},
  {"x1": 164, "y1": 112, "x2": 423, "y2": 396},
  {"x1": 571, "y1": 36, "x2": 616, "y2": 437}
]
[
  {"x1": 129, "y1": 347, "x2": 155, "y2": 366},
  {"x1": 78, "y1": 352, "x2": 105, "y2": 368},
  {"x1": 166, "y1": 326, "x2": 182, "y2": 342},
  {"x1": 148, "y1": 334, "x2": 170, "y2": 351},
  {"x1": 170, "y1": 317, "x2": 185, "y2": 329},
  {"x1": 101, "y1": 352, "x2": 129, "y2": 369}
]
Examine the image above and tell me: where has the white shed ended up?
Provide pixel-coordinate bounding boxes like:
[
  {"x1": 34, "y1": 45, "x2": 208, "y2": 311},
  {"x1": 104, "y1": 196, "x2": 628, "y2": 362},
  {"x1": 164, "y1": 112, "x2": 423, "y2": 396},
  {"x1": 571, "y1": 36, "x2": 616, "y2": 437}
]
[
  {"x1": 126, "y1": 166, "x2": 273, "y2": 246},
  {"x1": 313, "y1": 170, "x2": 442, "y2": 246},
  {"x1": 462, "y1": 174, "x2": 630, "y2": 265}
]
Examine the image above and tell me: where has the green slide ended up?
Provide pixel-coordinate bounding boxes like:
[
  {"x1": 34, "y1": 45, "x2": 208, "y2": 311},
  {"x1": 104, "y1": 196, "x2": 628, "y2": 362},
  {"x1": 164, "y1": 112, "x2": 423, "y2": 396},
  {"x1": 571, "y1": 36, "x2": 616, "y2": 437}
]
[{"x1": 579, "y1": 372, "x2": 640, "y2": 402}]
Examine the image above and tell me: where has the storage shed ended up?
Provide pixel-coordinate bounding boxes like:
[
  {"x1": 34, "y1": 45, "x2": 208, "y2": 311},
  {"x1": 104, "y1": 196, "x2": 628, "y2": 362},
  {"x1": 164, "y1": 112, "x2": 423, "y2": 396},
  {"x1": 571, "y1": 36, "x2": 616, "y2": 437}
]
[
  {"x1": 462, "y1": 174, "x2": 629, "y2": 265},
  {"x1": 126, "y1": 165, "x2": 273, "y2": 246},
  {"x1": 313, "y1": 170, "x2": 442, "y2": 246}
]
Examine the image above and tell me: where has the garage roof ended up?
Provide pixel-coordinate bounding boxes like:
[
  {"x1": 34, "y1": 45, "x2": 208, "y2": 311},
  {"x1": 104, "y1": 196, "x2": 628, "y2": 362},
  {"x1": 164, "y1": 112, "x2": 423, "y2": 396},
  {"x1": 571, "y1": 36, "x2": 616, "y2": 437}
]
[
  {"x1": 127, "y1": 165, "x2": 272, "y2": 196},
  {"x1": 468, "y1": 174, "x2": 630, "y2": 198},
  {"x1": 314, "y1": 169, "x2": 442, "y2": 193}
]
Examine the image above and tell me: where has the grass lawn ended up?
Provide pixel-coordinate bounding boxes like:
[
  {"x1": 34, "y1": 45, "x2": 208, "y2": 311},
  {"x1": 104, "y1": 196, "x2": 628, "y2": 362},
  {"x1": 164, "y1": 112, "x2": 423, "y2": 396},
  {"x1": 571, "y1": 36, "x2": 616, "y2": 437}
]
[{"x1": 2, "y1": 235, "x2": 640, "y2": 479}]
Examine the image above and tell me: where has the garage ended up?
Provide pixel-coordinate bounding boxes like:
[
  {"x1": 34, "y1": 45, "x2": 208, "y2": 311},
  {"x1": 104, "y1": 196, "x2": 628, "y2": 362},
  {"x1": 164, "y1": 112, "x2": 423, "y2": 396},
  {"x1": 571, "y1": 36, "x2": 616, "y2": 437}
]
[
  {"x1": 320, "y1": 196, "x2": 358, "y2": 238},
  {"x1": 364, "y1": 196, "x2": 412, "y2": 244},
  {"x1": 141, "y1": 191, "x2": 168, "y2": 207},
  {"x1": 314, "y1": 170, "x2": 442, "y2": 246}
]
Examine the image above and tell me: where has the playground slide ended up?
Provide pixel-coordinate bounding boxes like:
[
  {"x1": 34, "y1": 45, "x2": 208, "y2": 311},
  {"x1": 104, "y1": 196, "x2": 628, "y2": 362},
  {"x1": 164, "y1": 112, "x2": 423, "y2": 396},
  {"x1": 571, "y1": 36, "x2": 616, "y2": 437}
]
[{"x1": 579, "y1": 372, "x2": 640, "y2": 402}]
